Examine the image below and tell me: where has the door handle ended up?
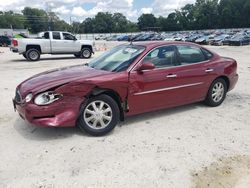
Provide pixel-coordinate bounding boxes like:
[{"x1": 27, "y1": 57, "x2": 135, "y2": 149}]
[
  {"x1": 205, "y1": 68, "x2": 214, "y2": 73},
  {"x1": 166, "y1": 74, "x2": 177, "y2": 78}
]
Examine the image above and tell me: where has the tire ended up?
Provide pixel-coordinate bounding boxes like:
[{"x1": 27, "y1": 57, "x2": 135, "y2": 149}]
[
  {"x1": 205, "y1": 78, "x2": 227, "y2": 107},
  {"x1": 26, "y1": 49, "x2": 40, "y2": 61},
  {"x1": 74, "y1": 54, "x2": 81, "y2": 58},
  {"x1": 23, "y1": 54, "x2": 28, "y2": 59},
  {"x1": 77, "y1": 94, "x2": 120, "y2": 136},
  {"x1": 80, "y1": 48, "x2": 92, "y2": 59}
]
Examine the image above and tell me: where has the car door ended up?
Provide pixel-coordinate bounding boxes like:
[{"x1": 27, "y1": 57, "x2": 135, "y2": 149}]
[
  {"x1": 51, "y1": 32, "x2": 64, "y2": 53},
  {"x1": 128, "y1": 45, "x2": 182, "y2": 115},
  {"x1": 62, "y1": 33, "x2": 79, "y2": 53},
  {"x1": 127, "y1": 45, "x2": 216, "y2": 116},
  {"x1": 171, "y1": 45, "x2": 217, "y2": 102}
]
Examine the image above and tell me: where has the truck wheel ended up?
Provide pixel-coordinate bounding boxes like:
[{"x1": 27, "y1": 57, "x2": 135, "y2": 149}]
[
  {"x1": 23, "y1": 54, "x2": 28, "y2": 60},
  {"x1": 26, "y1": 49, "x2": 40, "y2": 61},
  {"x1": 74, "y1": 54, "x2": 81, "y2": 58},
  {"x1": 80, "y1": 48, "x2": 92, "y2": 59},
  {"x1": 77, "y1": 94, "x2": 120, "y2": 136}
]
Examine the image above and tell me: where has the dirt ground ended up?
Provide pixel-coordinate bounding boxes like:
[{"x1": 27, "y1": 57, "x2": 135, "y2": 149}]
[{"x1": 0, "y1": 43, "x2": 250, "y2": 188}]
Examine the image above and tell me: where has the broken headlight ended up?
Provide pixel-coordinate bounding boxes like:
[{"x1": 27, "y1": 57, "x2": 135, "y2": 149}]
[{"x1": 34, "y1": 91, "x2": 62, "y2": 106}]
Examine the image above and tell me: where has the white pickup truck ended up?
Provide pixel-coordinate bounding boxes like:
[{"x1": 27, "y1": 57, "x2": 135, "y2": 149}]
[{"x1": 10, "y1": 31, "x2": 95, "y2": 61}]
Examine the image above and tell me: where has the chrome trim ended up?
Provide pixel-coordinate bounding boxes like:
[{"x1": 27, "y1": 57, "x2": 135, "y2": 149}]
[
  {"x1": 166, "y1": 74, "x2": 177, "y2": 78},
  {"x1": 205, "y1": 68, "x2": 214, "y2": 73},
  {"x1": 133, "y1": 82, "x2": 204, "y2": 96}
]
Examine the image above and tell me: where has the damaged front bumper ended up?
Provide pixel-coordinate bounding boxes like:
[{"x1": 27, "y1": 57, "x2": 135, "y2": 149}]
[{"x1": 13, "y1": 96, "x2": 84, "y2": 127}]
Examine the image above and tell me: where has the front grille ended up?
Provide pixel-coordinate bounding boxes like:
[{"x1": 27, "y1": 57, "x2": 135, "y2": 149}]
[{"x1": 15, "y1": 89, "x2": 22, "y2": 102}]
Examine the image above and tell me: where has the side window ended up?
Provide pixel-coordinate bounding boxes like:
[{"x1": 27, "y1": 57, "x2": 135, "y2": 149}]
[
  {"x1": 176, "y1": 45, "x2": 206, "y2": 65},
  {"x1": 44, "y1": 32, "x2": 49, "y2": 39},
  {"x1": 142, "y1": 46, "x2": 176, "y2": 68},
  {"x1": 52, "y1": 32, "x2": 61, "y2": 40},
  {"x1": 202, "y1": 48, "x2": 213, "y2": 60},
  {"x1": 63, "y1": 33, "x2": 75, "y2": 40}
]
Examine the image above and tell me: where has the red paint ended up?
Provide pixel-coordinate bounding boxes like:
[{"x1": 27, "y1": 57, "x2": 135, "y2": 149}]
[{"x1": 13, "y1": 41, "x2": 238, "y2": 127}]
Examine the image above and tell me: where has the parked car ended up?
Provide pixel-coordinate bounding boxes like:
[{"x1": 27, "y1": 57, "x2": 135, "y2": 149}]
[
  {"x1": 195, "y1": 35, "x2": 214, "y2": 45},
  {"x1": 229, "y1": 35, "x2": 250, "y2": 46},
  {"x1": 13, "y1": 41, "x2": 238, "y2": 136},
  {"x1": 10, "y1": 31, "x2": 95, "y2": 61},
  {"x1": 0, "y1": 35, "x2": 11, "y2": 46},
  {"x1": 117, "y1": 35, "x2": 129, "y2": 41},
  {"x1": 106, "y1": 35, "x2": 118, "y2": 41},
  {"x1": 210, "y1": 35, "x2": 231, "y2": 46}
]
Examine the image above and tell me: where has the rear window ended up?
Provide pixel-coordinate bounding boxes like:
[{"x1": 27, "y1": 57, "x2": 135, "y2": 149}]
[
  {"x1": 52, "y1": 32, "x2": 61, "y2": 40},
  {"x1": 176, "y1": 45, "x2": 206, "y2": 65},
  {"x1": 202, "y1": 48, "x2": 214, "y2": 59}
]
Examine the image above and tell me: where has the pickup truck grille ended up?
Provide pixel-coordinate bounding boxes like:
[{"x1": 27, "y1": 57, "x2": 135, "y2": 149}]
[{"x1": 15, "y1": 89, "x2": 22, "y2": 102}]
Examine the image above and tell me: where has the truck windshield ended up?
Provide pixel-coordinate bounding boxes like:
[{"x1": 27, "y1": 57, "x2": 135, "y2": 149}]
[{"x1": 88, "y1": 45, "x2": 145, "y2": 72}]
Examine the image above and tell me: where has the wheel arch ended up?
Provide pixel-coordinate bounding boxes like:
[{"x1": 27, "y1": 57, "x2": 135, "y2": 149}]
[
  {"x1": 214, "y1": 75, "x2": 230, "y2": 91},
  {"x1": 86, "y1": 87, "x2": 125, "y2": 121},
  {"x1": 26, "y1": 45, "x2": 41, "y2": 53},
  {"x1": 81, "y1": 45, "x2": 93, "y2": 53}
]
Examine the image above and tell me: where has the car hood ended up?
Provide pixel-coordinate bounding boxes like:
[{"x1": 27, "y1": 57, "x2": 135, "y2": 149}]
[{"x1": 18, "y1": 65, "x2": 111, "y2": 96}]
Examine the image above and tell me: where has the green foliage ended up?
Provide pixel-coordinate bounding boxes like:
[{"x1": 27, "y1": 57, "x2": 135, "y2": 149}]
[{"x1": 0, "y1": 0, "x2": 250, "y2": 34}]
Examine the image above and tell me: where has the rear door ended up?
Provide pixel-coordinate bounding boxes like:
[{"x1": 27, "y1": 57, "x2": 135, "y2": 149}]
[{"x1": 170, "y1": 45, "x2": 217, "y2": 103}]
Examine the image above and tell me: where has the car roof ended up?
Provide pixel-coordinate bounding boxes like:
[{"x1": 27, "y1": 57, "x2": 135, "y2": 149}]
[{"x1": 131, "y1": 41, "x2": 202, "y2": 49}]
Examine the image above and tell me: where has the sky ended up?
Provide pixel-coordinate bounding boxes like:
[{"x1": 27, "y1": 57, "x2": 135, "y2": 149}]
[{"x1": 0, "y1": 0, "x2": 195, "y2": 22}]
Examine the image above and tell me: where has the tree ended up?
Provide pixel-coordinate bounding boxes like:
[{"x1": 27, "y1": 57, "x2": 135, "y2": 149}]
[
  {"x1": 112, "y1": 13, "x2": 128, "y2": 33},
  {"x1": 137, "y1": 14, "x2": 157, "y2": 30},
  {"x1": 93, "y1": 12, "x2": 114, "y2": 33},
  {"x1": 22, "y1": 7, "x2": 49, "y2": 33}
]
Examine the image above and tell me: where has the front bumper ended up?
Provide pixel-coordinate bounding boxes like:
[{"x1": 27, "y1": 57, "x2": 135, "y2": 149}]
[{"x1": 13, "y1": 96, "x2": 84, "y2": 127}]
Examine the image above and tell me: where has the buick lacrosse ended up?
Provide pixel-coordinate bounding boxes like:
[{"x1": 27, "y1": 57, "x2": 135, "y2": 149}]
[{"x1": 13, "y1": 42, "x2": 238, "y2": 136}]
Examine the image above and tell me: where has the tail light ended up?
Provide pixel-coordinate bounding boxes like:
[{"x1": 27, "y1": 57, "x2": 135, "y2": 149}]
[{"x1": 12, "y1": 39, "x2": 18, "y2": 46}]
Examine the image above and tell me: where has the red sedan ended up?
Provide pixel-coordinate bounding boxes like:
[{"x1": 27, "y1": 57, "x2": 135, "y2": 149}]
[{"x1": 13, "y1": 41, "x2": 238, "y2": 136}]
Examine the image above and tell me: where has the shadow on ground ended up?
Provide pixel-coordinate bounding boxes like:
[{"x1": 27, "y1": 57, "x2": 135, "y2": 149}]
[
  {"x1": 10, "y1": 56, "x2": 79, "y2": 62},
  {"x1": 13, "y1": 102, "x2": 205, "y2": 141}
]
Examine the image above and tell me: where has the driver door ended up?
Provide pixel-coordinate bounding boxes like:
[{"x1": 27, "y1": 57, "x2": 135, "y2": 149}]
[
  {"x1": 127, "y1": 45, "x2": 182, "y2": 115},
  {"x1": 62, "y1": 32, "x2": 79, "y2": 53}
]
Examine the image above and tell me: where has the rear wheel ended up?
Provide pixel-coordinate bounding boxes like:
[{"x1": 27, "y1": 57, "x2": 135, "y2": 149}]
[
  {"x1": 77, "y1": 94, "x2": 120, "y2": 136},
  {"x1": 26, "y1": 49, "x2": 40, "y2": 61},
  {"x1": 80, "y1": 48, "x2": 92, "y2": 59},
  {"x1": 205, "y1": 78, "x2": 227, "y2": 107}
]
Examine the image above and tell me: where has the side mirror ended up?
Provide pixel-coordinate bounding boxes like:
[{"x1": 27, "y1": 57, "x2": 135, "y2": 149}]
[
  {"x1": 73, "y1": 37, "x2": 77, "y2": 41},
  {"x1": 136, "y1": 62, "x2": 155, "y2": 72}
]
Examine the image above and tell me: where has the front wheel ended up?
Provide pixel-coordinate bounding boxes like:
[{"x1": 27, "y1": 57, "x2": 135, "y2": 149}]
[
  {"x1": 23, "y1": 54, "x2": 28, "y2": 59},
  {"x1": 77, "y1": 94, "x2": 120, "y2": 136},
  {"x1": 205, "y1": 78, "x2": 227, "y2": 107},
  {"x1": 80, "y1": 48, "x2": 92, "y2": 59}
]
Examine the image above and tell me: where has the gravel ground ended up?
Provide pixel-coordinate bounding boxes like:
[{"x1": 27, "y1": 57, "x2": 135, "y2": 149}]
[{"x1": 0, "y1": 44, "x2": 250, "y2": 188}]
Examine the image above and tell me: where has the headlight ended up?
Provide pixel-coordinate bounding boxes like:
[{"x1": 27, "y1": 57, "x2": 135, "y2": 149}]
[
  {"x1": 34, "y1": 91, "x2": 62, "y2": 106},
  {"x1": 25, "y1": 93, "x2": 33, "y2": 103}
]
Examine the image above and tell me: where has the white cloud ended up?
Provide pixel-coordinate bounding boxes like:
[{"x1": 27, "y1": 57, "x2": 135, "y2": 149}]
[
  {"x1": 141, "y1": 7, "x2": 153, "y2": 14},
  {"x1": 0, "y1": 0, "x2": 196, "y2": 22},
  {"x1": 52, "y1": 6, "x2": 70, "y2": 15},
  {"x1": 72, "y1": 6, "x2": 87, "y2": 17},
  {"x1": 152, "y1": 0, "x2": 195, "y2": 17}
]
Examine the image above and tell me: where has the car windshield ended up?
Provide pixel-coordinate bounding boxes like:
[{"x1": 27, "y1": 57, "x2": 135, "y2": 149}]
[{"x1": 88, "y1": 45, "x2": 145, "y2": 72}]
